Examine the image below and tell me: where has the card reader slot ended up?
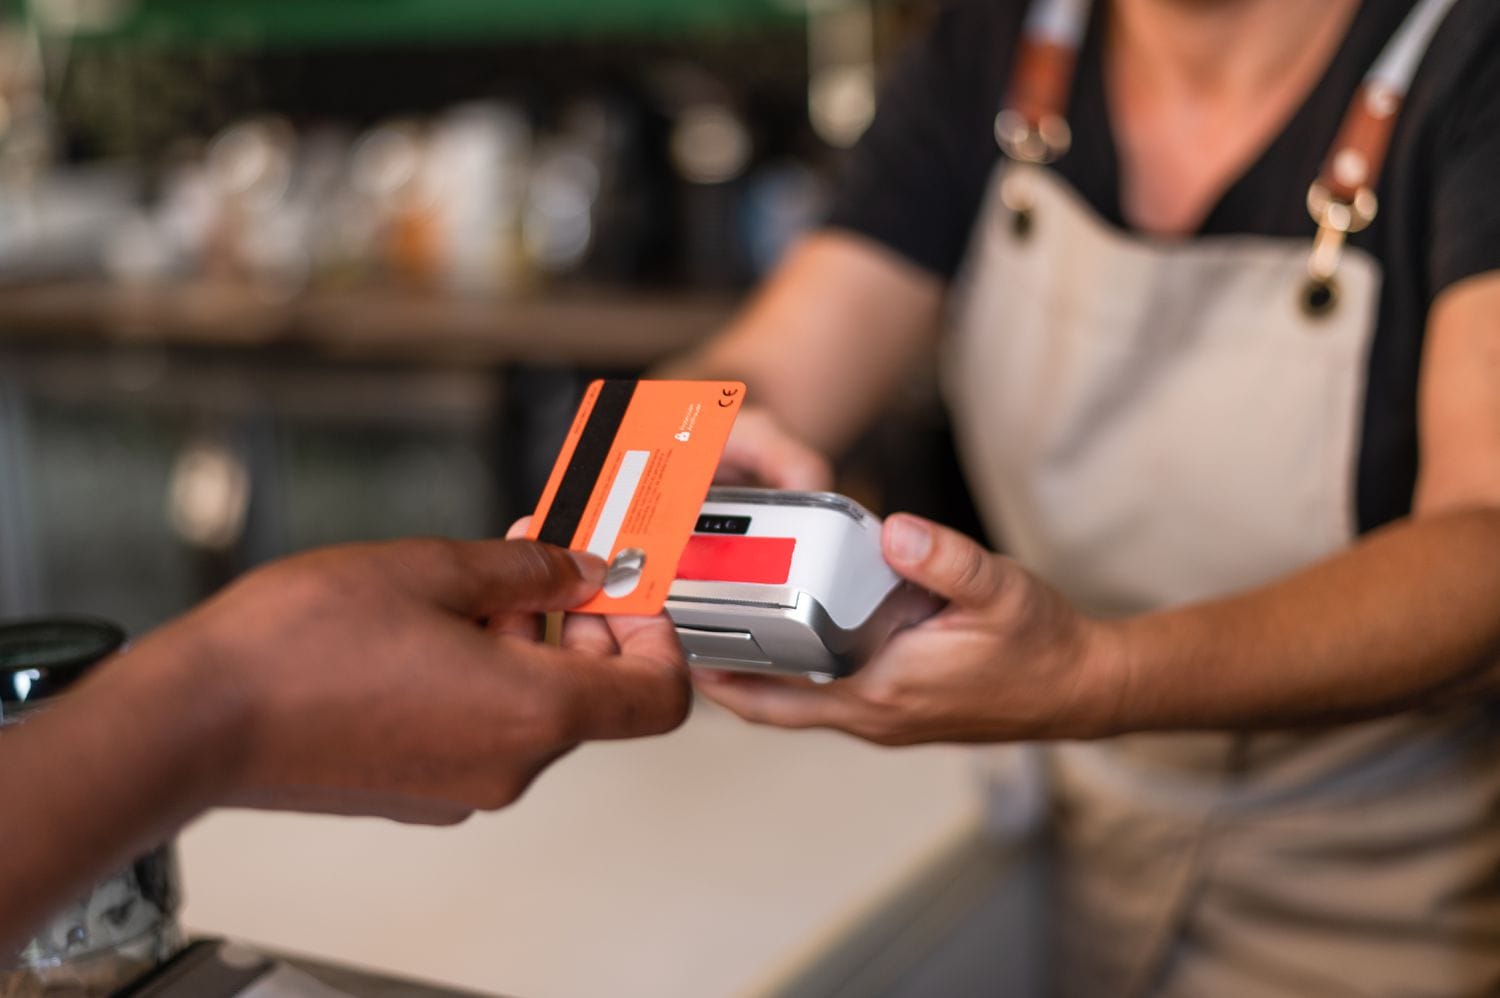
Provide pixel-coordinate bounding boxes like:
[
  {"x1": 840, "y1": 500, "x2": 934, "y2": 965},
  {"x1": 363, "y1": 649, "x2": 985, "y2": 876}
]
[{"x1": 676, "y1": 627, "x2": 774, "y2": 667}]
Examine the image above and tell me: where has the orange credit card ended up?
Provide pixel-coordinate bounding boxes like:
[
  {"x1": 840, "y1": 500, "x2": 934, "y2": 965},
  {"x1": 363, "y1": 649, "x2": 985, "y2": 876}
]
[{"x1": 528, "y1": 379, "x2": 745, "y2": 614}]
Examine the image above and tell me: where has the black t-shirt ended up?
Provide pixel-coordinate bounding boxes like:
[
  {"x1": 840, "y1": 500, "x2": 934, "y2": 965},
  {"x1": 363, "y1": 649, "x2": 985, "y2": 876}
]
[{"x1": 827, "y1": 0, "x2": 1500, "y2": 533}]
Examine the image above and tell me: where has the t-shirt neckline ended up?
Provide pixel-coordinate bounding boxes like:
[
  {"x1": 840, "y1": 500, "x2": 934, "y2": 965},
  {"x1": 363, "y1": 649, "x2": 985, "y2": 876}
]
[{"x1": 1070, "y1": 0, "x2": 1416, "y2": 240}]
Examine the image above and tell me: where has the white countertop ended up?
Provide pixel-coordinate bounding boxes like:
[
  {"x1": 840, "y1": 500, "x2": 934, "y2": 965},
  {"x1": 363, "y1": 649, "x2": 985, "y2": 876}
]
[{"x1": 179, "y1": 700, "x2": 984, "y2": 998}]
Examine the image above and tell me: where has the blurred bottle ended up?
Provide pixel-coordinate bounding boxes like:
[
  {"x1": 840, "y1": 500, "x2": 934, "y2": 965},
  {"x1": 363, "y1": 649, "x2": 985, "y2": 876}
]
[
  {"x1": 351, "y1": 120, "x2": 441, "y2": 291},
  {"x1": 0, "y1": 25, "x2": 53, "y2": 197},
  {"x1": 100, "y1": 73, "x2": 823, "y2": 299},
  {"x1": 523, "y1": 103, "x2": 605, "y2": 281},
  {"x1": 524, "y1": 133, "x2": 600, "y2": 280},
  {"x1": 286, "y1": 125, "x2": 354, "y2": 288},
  {"x1": 665, "y1": 83, "x2": 755, "y2": 289},
  {"x1": 204, "y1": 116, "x2": 306, "y2": 297},
  {"x1": 806, "y1": 0, "x2": 878, "y2": 150},
  {"x1": 674, "y1": 100, "x2": 754, "y2": 289},
  {"x1": 427, "y1": 101, "x2": 530, "y2": 297}
]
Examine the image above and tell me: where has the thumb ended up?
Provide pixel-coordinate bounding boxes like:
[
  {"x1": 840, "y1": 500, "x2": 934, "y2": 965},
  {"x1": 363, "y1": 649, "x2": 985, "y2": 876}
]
[
  {"x1": 549, "y1": 632, "x2": 692, "y2": 740},
  {"x1": 400, "y1": 539, "x2": 606, "y2": 617},
  {"x1": 882, "y1": 514, "x2": 1007, "y2": 609}
]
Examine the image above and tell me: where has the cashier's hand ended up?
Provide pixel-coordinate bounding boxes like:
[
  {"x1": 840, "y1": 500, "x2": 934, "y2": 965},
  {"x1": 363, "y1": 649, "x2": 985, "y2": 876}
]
[
  {"x1": 694, "y1": 515, "x2": 1125, "y2": 745},
  {"x1": 715, "y1": 407, "x2": 834, "y2": 491},
  {"x1": 136, "y1": 538, "x2": 690, "y2": 825}
]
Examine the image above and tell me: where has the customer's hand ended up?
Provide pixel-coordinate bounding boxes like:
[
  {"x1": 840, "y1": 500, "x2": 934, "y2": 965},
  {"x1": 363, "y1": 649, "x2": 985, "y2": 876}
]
[
  {"x1": 112, "y1": 538, "x2": 691, "y2": 825},
  {"x1": 694, "y1": 515, "x2": 1126, "y2": 745},
  {"x1": 714, "y1": 406, "x2": 834, "y2": 491}
]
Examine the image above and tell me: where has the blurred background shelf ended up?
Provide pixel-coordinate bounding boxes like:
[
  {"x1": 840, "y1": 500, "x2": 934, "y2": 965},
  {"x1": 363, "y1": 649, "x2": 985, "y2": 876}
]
[
  {"x1": 0, "y1": 283, "x2": 736, "y2": 367},
  {"x1": 0, "y1": 0, "x2": 960, "y2": 654},
  {"x1": 12, "y1": 0, "x2": 807, "y2": 45}
]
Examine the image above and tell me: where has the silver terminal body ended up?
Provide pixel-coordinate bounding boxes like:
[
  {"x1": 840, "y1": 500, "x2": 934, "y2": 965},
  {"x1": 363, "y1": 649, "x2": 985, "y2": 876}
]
[{"x1": 666, "y1": 488, "x2": 943, "y2": 681}]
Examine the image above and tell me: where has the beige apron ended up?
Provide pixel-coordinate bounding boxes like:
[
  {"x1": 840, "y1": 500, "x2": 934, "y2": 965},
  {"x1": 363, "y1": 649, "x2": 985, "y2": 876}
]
[{"x1": 945, "y1": 1, "x2": 1500, "y2": 995}]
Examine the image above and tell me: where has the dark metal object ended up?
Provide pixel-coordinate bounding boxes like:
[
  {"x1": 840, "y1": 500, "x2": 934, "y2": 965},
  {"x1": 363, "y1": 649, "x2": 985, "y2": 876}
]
[
  {"x1": 1301, "y1": 276, "x2": 1341, "y2": 319},
  {"x1": 120, "y1": 940, "x2": 503, "y2": 997},
  {"x1": 0, "y1": 616, "x2": 126, "y2": 714},
  {"x1": 0, "y1": 616, "x2": 183, "y2": 998}
]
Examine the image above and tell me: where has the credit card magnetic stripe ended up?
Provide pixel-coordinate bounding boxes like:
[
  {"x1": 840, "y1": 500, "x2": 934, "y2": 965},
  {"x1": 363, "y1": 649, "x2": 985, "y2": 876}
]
[{"x1": 536, "y1": 380, "x2": 638, "y2": 548}]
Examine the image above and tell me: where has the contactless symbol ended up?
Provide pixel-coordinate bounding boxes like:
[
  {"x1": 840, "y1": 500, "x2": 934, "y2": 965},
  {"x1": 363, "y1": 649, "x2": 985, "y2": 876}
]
[{"x1": 718, "y1": 387, "x2": 741, "y2": 408}]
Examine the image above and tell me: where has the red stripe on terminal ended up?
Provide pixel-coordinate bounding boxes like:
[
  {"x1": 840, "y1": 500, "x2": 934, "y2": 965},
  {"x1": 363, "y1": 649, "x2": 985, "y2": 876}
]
[{"x1": 675, "y1": 535, "x2": 795, "y2": 585}]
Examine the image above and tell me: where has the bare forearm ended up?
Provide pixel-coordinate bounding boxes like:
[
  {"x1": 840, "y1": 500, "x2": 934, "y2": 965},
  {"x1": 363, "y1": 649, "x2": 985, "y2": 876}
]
[
  {"x1": 1106, "y1": 507, "x2": 1500, "y2": 733},
  {"x1": 0, "y1": 535, "x2": 686, "y2": 956},
  {"x1": 659, "y1": 231, "x2": 945, "y2": 454},
  {"x1": 0, "y1": 625, "x2": 244, "y2": 953}
]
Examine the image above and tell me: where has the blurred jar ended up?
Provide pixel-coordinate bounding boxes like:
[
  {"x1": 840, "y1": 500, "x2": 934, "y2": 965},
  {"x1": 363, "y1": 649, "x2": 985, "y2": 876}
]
[
  {"x1": 428, "y1": 102, "x2": 531, "y2": 297},
  {"x1": 523, "y1": 130, "x2": 602, "y2": 279},
  {"x1": 205, "y1": 117, "x2": 309, "y2": 296},
  {"x1": 0, "y1": 618, "x2": 184, "y2": 998},
  {"x1": 351, "y1": 120, "x2": 440, "y2": 290}
]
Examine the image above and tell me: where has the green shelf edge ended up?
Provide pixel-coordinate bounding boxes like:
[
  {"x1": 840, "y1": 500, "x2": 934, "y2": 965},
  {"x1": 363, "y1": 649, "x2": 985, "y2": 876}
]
[{"x1": 11, "y1": 0, "x2": 807, "y2": 46}]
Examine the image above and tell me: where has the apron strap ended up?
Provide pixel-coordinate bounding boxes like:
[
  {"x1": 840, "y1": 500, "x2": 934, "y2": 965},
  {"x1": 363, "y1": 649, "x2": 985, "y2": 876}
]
[
  {"x1": 1306, "y1": 0, "x2": 1459, "y2": 290},
  {"x1": 995, "y1": 0, "x2": 1092, "y2": 164},
  {"x1": 994, "y1": 0, "x2": 1461, "y2": 313}
]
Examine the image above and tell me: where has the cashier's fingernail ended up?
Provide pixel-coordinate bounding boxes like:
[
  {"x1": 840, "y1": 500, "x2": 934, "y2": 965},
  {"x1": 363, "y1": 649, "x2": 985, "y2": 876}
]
[
  {"x1": 886, "y1": 516, "x2": 932, "y2": 564},
  {"x1": 569, "y1": 551, "x2": 608, "y2": 586}
]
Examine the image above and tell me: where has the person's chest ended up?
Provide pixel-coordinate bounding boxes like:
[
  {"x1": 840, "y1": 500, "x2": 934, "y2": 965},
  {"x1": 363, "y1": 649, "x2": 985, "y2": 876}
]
[
  {"x1": 1102, "y1": 1, "x2": 1362, "y2": 237},
  {"x1": 1053, "y1": 0, "x2": 1413, "y2": 241}
]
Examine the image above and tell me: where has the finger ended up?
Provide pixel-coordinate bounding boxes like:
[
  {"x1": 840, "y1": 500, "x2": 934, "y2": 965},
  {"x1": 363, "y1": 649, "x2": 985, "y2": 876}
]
[
  {"x1": 721, "y1": 415, "x2": 834, "y2": 491},
  {"x1": 389, "y1": 539, "x2": 607, "y2": 618},
  {"x1": 691, "y1": 669, "x2": 849, "y2": 729},
  {"x1": 734, "y1": 438, "x2": 834, "y2": 491},
  {"x1": 883, "y1": 514, "x2": 1008, "y2": 610},
  {"x1": 506, "y1": 516, "x2": 533, "y2": 540},
  {"x1": 229, "y1": 786, "x2": 474, "y2": 827},
  {"x1": 543, "y1": 642, "x2": 692, "y2": 740},
  {"x1": 488, "y1": 610, "x2": 544, "y2": 642},
  {"x1": 712, "y1": 464, "x2": 759, "y2": 487},
  {"x1": 560, "y1": 612, "x2": 619, "y2": 656},
  {"x1": 558, "y1": 608, "x2": 683, "y2": 657}
]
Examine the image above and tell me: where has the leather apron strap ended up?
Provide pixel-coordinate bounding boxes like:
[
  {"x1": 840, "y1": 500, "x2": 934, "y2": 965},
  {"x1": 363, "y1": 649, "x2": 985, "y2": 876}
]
[
  {"x1": 995, "y1": 0, "x2": 1460, "y2": 315},
  {"x1": 1306, "y1": 0, "x2": 1459, "y2": 298}
]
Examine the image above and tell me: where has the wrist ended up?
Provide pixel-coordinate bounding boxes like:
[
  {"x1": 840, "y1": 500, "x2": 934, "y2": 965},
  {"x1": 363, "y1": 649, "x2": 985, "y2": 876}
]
[
  {"x1": 88, "y1": 612, "x2": 258, "y2": 814},
  {"x1": 1071, "y1": 617, "x2": 1142, "y2": 740}
]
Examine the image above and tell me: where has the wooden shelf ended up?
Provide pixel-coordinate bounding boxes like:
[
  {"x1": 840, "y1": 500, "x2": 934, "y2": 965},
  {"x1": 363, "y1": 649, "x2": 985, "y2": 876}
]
[{"x1": 0, "y1": 282, "x2": 738, "y2": 369}]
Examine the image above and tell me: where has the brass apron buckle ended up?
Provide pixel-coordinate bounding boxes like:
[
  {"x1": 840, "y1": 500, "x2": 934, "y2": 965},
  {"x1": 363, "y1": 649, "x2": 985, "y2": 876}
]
[{"x1": 1302, "y1": 181, "x2": 1378, "y2": 319}]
